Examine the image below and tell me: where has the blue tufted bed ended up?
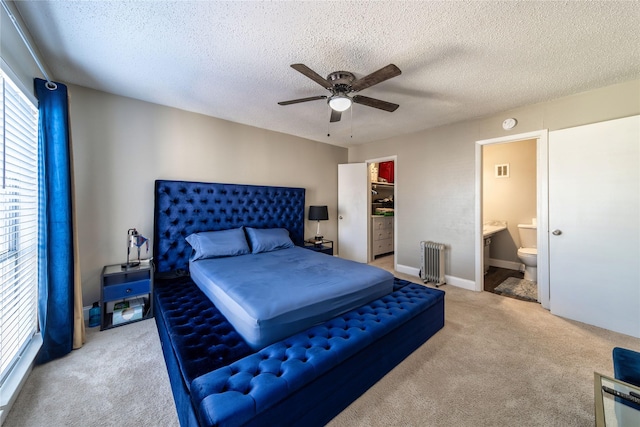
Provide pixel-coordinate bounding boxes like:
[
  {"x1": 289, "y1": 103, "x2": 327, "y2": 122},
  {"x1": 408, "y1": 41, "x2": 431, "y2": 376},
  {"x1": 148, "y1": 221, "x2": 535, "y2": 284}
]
[{"x1": 153, "y1": 180, "x2": 445, "y2": 426}]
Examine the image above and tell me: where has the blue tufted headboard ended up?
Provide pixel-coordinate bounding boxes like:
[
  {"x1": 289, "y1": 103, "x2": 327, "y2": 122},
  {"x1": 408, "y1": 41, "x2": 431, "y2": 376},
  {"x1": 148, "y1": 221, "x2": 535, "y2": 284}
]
[{"x1": 153, "y1": 180, "x2": 306, "y2": 273}]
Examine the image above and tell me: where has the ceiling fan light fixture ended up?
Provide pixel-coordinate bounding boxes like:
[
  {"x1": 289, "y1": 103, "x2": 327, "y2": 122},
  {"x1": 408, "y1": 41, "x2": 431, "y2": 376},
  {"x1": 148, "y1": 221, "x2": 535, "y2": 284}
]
[
  {"x1": 328, "y1": 94, "x2": 352, "y2": 112},
  {"x1": 280, "y1": 64, "x2": 401, "y2": 123}
]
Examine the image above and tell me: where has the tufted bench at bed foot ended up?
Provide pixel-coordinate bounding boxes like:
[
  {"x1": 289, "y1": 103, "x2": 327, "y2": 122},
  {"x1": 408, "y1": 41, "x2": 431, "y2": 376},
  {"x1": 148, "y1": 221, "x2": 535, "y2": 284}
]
[{"x1": 189, "y1": 283, "x2": 445, "y2": 427}]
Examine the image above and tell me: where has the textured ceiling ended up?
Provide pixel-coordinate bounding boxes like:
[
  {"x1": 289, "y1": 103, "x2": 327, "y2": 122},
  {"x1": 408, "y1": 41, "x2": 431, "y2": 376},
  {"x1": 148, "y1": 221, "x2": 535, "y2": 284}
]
[{"x1": 13, "y1": 1, "x2": 640, "y2": 147}]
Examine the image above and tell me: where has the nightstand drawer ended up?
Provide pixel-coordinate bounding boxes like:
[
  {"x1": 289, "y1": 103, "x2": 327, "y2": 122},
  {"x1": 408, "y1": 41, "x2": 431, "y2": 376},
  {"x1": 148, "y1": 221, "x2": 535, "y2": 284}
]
[
  {"x1": 100, "y1": 263, "x2": 153, "y2": 330},
  {"x1": 103, "y1": 279, "x2": 151, "y2": 300}
]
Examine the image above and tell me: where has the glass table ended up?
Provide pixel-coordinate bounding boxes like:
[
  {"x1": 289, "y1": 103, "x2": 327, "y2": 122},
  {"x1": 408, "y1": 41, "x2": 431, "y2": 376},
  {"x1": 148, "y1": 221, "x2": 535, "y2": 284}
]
[{"x1": 595, "y1": 372, "x2": 640, "y2": 426}]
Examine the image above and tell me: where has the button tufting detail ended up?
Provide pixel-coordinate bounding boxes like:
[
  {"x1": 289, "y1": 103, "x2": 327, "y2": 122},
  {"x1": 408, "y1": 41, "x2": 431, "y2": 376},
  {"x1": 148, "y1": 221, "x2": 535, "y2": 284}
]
[
  {"x1": 154, "y1": 181, "x2": 306, "y2": 273},
  {"x1": 157, "y1": 270, "x2": 444, "y2": 426}
]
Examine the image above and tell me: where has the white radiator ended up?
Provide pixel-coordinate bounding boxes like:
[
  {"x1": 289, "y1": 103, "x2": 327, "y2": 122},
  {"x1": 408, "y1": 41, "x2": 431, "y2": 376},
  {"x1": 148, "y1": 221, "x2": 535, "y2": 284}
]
[{"x1": 420, "y1": 241, "x2": 446, "y2": 287}]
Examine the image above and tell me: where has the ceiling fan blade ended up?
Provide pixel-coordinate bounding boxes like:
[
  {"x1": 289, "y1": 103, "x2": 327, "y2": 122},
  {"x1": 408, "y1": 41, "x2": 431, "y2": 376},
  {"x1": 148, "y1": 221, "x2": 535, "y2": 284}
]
[
  {"x1": 291, "y1": 64, "x2": 332, "y2": 89},
  {"x1": 278, "y1": 95, "x2": 327, "y2": 106},
  {"x1": 353, "y1": 95, "x2": 399, "y2": 112},
  {"x1": 350, "y1": 64, "x2": 401, "y2": 92},
  {"x1": 330, "y1": 109, "x2": 342, "y2": 123}
]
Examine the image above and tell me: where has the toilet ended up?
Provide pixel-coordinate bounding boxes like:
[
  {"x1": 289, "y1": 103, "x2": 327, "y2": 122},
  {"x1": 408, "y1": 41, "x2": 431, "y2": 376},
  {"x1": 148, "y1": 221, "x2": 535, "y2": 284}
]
[{"x1": 517, "y1": 222, "x2": 537, "y2": 282}]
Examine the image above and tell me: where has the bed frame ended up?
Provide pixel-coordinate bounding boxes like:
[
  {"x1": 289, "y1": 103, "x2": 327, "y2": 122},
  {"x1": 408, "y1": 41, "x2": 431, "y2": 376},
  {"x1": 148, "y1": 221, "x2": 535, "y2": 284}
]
[{"x1": 153, "y1": 180, "x2": 445, "y2": 426}]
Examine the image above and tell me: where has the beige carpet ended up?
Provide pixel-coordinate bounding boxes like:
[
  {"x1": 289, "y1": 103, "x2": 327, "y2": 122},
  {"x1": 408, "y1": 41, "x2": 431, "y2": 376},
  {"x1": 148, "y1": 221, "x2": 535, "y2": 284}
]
[
  {"x1": 3, "y1": 319, "x2": 178, "y2": 427},
  {"x1": 5, "y1": 262, "x2": 640, "y2": 426}
]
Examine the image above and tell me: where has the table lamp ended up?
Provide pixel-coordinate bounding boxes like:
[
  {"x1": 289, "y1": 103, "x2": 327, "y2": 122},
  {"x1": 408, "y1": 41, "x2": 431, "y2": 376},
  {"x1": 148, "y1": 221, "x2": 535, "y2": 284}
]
[
  {"x1": 308, "y1": 205, "x2": 328, "y2": 243},
  {"x1": 121, "y1": 228, "x2": 149, "y2": 269}
]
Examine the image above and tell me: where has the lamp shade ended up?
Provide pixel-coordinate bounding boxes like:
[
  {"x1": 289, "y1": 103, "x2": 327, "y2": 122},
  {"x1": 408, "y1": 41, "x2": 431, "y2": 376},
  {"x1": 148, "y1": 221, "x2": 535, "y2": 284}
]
[{"x1": 308, "y1": 205, "x2": 328, "y2": 221}]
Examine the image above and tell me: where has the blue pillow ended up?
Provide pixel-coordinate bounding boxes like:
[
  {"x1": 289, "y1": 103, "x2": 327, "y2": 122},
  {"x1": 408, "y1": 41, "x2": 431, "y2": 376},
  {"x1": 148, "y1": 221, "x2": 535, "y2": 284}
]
[
  {"x1": 245, "y1": 227, "x2": 294, "y2": 253},
  {"x1": 185, "y1": 227, "x2": 250, "y2": 261}
]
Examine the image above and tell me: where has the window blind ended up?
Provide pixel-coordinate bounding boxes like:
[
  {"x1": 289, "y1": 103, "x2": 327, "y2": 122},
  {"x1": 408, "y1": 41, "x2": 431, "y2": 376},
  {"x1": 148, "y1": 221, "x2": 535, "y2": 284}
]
[{"x1": 0, "y1": 70, "x2": 39, "y2": 387}]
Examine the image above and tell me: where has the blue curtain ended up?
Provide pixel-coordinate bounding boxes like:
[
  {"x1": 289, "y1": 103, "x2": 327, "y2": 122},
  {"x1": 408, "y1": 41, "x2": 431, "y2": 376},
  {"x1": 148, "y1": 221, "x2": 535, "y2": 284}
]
[{"x1": 35, "y1": 78, "x2": 74, "y2": 363}]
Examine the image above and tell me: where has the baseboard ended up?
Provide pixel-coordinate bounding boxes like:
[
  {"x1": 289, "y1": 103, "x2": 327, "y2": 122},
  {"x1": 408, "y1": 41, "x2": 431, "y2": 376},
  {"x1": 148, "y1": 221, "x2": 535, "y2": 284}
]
[
  {"x1": 489, "y1": 258, "x2": 523, "y2": 271},
  {"x1": 444, "y1": 275, "x2": 476, "y2": 291},
  {"x1": 395, "y1": 263, "x2": 420, "y2": 277},
  {"x1": 396, "y1": 264, "x2": 476, "y2": 291}
]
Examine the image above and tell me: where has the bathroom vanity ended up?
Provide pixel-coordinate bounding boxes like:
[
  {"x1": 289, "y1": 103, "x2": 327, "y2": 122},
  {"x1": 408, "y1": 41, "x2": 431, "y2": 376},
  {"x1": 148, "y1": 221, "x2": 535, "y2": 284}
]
[{"x1": 483, "y1": 221, "x2": 507, "y2": 273}]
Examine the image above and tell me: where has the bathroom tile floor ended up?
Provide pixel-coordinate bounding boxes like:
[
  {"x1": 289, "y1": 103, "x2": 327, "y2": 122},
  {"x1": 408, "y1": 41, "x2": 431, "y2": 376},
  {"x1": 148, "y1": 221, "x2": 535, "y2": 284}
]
[{"x1": 484, "y1": 266, "x2": 524, "y2": 294}]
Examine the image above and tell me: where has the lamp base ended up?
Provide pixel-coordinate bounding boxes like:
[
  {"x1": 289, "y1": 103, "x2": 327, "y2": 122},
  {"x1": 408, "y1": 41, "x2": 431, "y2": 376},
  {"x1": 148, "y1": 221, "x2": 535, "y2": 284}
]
[
  {"x1": 314, "y1": 235, "x2": 324, "y2": 244},
  {"x1": 121, "y1": 262, "x2": 140, "y2": 269}
]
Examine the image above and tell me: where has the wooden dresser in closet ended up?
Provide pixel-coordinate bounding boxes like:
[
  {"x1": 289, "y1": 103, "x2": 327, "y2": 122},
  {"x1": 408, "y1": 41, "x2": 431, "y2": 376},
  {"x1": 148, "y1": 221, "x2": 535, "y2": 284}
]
[{"x1": 372, "y1": 216, "x2": 394, "y2": 257}]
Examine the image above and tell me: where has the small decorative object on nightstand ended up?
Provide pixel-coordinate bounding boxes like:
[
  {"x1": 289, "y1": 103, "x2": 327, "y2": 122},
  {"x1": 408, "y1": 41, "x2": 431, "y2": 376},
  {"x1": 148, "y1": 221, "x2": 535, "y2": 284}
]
[
  {"x1": 304, "y1": 238, "x2": 333, "y2": 256},
  {"x1": 100, "y1": 263, "x2": 153, "y2": 330}
]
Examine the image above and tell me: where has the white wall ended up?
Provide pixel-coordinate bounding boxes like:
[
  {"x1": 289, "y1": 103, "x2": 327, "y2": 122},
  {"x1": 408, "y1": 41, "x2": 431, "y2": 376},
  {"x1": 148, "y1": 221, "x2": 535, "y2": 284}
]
[
  {"x1": 348, "y1": 79, "x2": 640, "y2": 284},
  {"x1": 68, "y1": 85, "x2": 347, "y2": 305}
]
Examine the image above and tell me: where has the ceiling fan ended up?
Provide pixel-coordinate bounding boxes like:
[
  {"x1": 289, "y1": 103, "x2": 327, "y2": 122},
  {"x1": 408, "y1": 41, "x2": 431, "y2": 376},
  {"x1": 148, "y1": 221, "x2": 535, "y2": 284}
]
[{"x1": 278, "y1": 63, "x2": 401, "y2": 123}]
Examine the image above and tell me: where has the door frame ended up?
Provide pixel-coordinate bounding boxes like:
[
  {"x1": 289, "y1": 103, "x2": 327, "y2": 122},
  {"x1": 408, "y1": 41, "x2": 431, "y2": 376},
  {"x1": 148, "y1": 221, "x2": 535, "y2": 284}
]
[
  {"x1": 475, "y1": 130, "x2": 550, "y2": 309},
  {"x1": 366, "y1": 155, "x2": 397, "y2": 267}
]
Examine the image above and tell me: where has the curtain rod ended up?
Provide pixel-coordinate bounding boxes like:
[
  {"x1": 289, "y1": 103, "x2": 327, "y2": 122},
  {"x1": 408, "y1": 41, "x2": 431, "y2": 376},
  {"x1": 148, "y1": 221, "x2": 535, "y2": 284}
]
[{"x1": 1, "y1": 0, "x2": 56, "y2": 89}]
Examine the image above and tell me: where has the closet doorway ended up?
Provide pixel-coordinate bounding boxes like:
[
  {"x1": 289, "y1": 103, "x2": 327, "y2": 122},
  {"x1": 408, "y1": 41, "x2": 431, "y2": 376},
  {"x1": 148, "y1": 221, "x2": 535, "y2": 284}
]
[
  {"x1": 337, "y1": 155, "x2": 397, "y2": 270},
  {"x1": 367, "y1": 156, "x2": 396, "y2": 268}
]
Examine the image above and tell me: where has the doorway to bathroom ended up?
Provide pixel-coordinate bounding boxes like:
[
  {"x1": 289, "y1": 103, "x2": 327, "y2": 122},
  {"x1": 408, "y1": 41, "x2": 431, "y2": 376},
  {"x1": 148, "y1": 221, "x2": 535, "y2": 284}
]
[
  {"x1": 482, "y1": 139, "x2": 536, "y2": 301},
  {"x1": 475, "y1": 130, "x2": 549, "y2": 309}
]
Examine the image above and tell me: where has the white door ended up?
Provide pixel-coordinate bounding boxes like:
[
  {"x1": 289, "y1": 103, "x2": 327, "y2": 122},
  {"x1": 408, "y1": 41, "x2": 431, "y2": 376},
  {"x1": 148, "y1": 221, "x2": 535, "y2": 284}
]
[
  {"x1": 548, "y1": 115, "x2": 640, "y2": 338},
  {"x1": 338, "y1": 163, "x2": 368, "y2": 262}
]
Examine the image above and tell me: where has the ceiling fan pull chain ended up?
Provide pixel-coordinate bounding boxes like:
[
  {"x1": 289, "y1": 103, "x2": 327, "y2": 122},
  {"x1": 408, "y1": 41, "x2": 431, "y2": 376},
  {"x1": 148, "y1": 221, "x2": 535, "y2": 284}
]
[{"x1": 350, "y1": 106, "x2": 353, "y2": 139}]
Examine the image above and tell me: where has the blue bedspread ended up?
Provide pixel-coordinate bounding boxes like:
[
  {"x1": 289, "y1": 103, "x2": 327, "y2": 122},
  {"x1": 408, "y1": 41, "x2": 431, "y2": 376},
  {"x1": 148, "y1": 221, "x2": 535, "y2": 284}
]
[{"x1": 190, "y1": 247, "x2": 394, "y2": 349}]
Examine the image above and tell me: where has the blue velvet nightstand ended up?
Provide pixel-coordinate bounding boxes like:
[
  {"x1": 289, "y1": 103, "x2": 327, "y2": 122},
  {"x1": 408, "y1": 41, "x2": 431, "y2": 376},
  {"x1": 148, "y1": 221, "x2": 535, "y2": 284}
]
[{"x1": 100, "y1": 263, "x2": 153, "y2": 330}]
